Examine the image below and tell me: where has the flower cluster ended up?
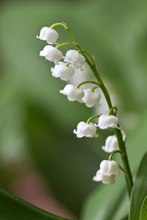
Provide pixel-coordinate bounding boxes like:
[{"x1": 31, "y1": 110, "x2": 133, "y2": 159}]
[
  {"x1": 37, "y1": 23, "x2": 124, "y2": 185},
  {"x1": 74, "y1": 114, "x2": 122, "y2": 183},
  {"x1": 37, "y1": 26, "x2": 101, "y2": 108}
]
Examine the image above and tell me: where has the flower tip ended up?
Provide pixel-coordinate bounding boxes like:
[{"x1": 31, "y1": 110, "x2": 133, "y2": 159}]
[
  {"x1": 92, "y1": 176, "x2": 97, "y2": 181},
  {"x1": 59, "y1": 89, "x2": 63, "y2": 94},
  {"x1": 39, "y1": 51, "x2": 43, "y2": 56},
  {"x1": 73, "y1": 129, "x2": 83, "y2": 138},
  {"x1": 73, "y1": 129, "x2": 76, "y2": 134}
]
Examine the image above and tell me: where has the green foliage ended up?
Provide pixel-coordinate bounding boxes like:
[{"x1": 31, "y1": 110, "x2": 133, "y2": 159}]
[
  {"x1": 139, "y1": 196, "x2": 147, "y2": 220},
  {"x1": 129, "y1": 153, "x2": 147, "y2": 220},
  {"x1": 0, "y1": 189, "x2": 69, "y2": 220},
  {"x1": 0, "y1": 0, "x2": 147, "y2": 219}
]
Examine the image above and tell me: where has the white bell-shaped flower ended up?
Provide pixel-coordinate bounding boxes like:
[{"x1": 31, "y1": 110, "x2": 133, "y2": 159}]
[
  {"x1": 64, "y1": 50, "x2": 85, "y2": 69},
  {"x1": 93, "y1": 160, "x2": 121, "y2": 184},
  {"x1": 60, "y1": 84, "x2": 84, "y2": 102},
  {"x1": 37, "y1": 27, "x2": 59, "y2": 44},
  {"x1": 73, "y1": 121, "x2": 97, "y2": 138},
  {"x1": 40, "y1": 45, "x2": 63, "y2": 63},
  {"x1": 82, "y1": 89, "x2": 101, "y2": 107},
  {"x1": 102, "y1": 135, "x2": 119, "y2": 153},
  {"x1": 51, "y1": 62, "x2": 74, "y2": 81},
  {"x1": 98, "y1": 114, "x2": 118, "y2": 129}
]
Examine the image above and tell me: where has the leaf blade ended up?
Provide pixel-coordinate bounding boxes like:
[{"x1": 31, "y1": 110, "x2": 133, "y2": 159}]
[
  {"x1": 129, "y1": 152, "x2": 147, "y2": 220},
  {"x1": 139, "y1": 196, "x2": 147, "y2": 220},
  {"x1": 0, "y1": 189, "x2": 69, "y2": 220}
]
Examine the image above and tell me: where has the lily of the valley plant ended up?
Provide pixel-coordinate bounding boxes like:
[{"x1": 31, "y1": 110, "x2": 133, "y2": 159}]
[
  {"x1": 34, "y1": 21, "x2": 147, "y2": 220},
  {"x1": 37, "y1": 22, "x2": 134, "y2": 197},
  {"x1": 37, "y1": 23, "x2": 147, "y2": 217}
]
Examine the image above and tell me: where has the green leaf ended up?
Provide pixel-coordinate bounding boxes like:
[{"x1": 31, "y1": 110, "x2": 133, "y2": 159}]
[
  {"x1": 139, "y1": 196, "x2": 147, "y2": 220},
  {"x1": 129, "y1": 152, "x2": 147, "y2": 220},
  {"x1": 0, "y1": 189, "x2": 69, "y2": 220}
]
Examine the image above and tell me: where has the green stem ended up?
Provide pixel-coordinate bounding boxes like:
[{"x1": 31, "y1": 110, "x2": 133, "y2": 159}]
[
  {"x1": 80, "y1": 50, "x2": 133, "y2": 197},
  {"x1": 56, "y1": 41, "x2": 74, "y2": 49},
  {"x1": 92, "y1": 86, "x2": 100, "y2": 92},
  {"x1": 109, "y1": 150, "x2": 124, "y2": 161},
  {"x1": 81, "y1": 49, "x2": 95, "y2": 65},
  {"x1": 50, "y1": 22, "x2": 68, "y2": 30},
  {"x1": 87, "y1": 114, "x2": 100, "y2": 124},
  {"x1": 91, "y1": 61, "x2": 134, "y2": 197},
  {"x1": 63, "y1": 25, "x2": 134, "y2": 198},
  {"x1": 80, "y1": 48, "x2": 133, "y2": 197},
  {"x1": 115, "y1": 128, "x2": 133, "y2": 197},
  {"x1": 109, "y1": 106, "x2": 118, "y2": 116},
  {"x1": 87, "y1": 63, "x2": 113, "y2": 109},
  {"x1": 77, "y1": 80, "x2": 100, "y2": 88}
]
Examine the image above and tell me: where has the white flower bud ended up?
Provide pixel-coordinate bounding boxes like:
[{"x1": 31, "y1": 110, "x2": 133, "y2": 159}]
[
  {"x1": 82, "y1": 89, "x2": 101, "y2": 107},
  {"x1": 102, "y1": 135, "x2": 119, "y2": 153},
  {"x1": 93, "y1": 160, "x2": 121, "y2": 184},
  {"x1": 60, "y1": 84, "x2": 84, "y2": 102},
  {"x1": 73, "y1": 121, "x2": 97, "y2": 138},
  {"x1": 51, "y1": 62, "x2": 74, "y2": 81},
  {"x1": 37, "y1": 27, "x2": 59, "y2": 44},
  {"x1": 40, "y1": 45, "x2": 63, "y2": 63},
  {"x1": 64, "y1": 50, "x2": 85, "y2": 69},
  {"x1": 98, "y1": 115, "x2": 119, "y2": 129}
]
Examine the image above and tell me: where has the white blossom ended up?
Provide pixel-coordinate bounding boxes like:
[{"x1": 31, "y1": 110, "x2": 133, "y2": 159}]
[
  {"x1": 70, "y1": 63, "x2": 91, "y2": 86},
  {"x1": 82, "y1": 89, "x2": 101, "y2": 107},
  {"x1": 93, "y1": 160, "x2": 121, "y2": 184},
  {"x1": 73, "y1": 121, "x2": 97, "y2": 138},
  {"x1": 40, "y1": 45, "x2": 63, "y2": 63},
  {"x1": 37, "y1": 27, "x2": 59, "y2": 44},
  {"x1": 102, "y1": 135, "x2": 119, "y2": 153},
  {"x1": 64, "y1": 50, "x2": 85, "y2": 69},
  {"x1": 60, "y1": 84, "x2": 84, "y2": 102},
  {"x1": 51, "y1": 62, "x2": 74, "y2": 81},
  {"x1": 98, "y1": 114, "x2": 119, "y2": 129}
]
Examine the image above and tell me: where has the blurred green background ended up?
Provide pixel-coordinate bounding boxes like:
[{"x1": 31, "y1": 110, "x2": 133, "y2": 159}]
[{"x1": 0, "y1": 0, "x2": 147, "y2": 219}]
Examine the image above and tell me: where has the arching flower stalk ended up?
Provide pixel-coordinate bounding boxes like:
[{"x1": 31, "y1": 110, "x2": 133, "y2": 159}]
[{"x1": 37, "y1": 22, "x2": 133, "y2": 198}]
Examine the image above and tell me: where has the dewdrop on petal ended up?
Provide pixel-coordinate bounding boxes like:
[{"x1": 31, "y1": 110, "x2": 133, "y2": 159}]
[
  {"x1": 64, "y1": 50, "x2": 85, "y2": 69},
  {"x1": 40, "y1": 45, "x2": 63, "y2": 63},
  {"x1": 60, "y1": 84, "x2": 84, "y2": 102},
  {"x1": 73, "y1": 121, "x2": 98, "y2": 138},
  {"x1": 37, "y1": 27, "x2": 59, "y2": 44},
  {"x1": 82, "y1": 89, "x2": 101, "y2": 107},
  {"x1": 98, "y1": 114, "x2": 119, "y2": 129},
  {"x1": 51, "y1": 62, "x2": 74, "y2": 81},
  {"x1": 93, "y1": 160, "x2": 121, "y2": 184},
  {"x1": 102, "y1": 135, "x2": 119, "y2": 153}
]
